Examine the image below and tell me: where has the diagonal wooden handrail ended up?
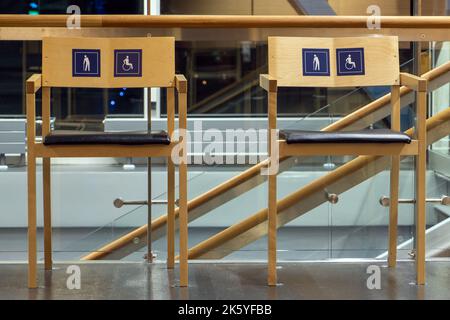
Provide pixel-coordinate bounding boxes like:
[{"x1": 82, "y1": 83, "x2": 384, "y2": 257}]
[{"x1": 82, "y1": 61, "x2": 450, "y2": 260}]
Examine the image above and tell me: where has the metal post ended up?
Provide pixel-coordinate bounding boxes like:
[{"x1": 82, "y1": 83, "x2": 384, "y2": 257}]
[
  {"x1": 411, "y1": 0, "x2": 422, "y2": 267},
  {"x1": 146, "y1": 0, "x2": 153, "y2": 263},
  {"x1": 146, "y1": 87, "x2": 153, "y2": 263},
  {"x1": 147, "y1": 154, "x2": 153, "y2": 263}
]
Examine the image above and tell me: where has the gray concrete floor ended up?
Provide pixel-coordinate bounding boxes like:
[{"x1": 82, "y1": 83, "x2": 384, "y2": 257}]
[{"x1": 1, "y1": 261, "x2": 449, "y2": 300}]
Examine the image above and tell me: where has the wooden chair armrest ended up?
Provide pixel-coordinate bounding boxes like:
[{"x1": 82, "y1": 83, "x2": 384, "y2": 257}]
[
  {"x1": 260, "y1": 74, "x2": 277, "y2": 92},
  {"x1": 26, "y1": 74, "x2": 42, "y2": 94},
  {"x1": 175, "y1": 74, "x2": 187, "y2": 93},
  {"x1": 400, "y1": 73, "x2": 428, "y2": 92}
]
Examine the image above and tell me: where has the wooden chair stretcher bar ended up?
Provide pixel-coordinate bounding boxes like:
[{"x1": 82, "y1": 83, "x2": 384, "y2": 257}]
[
  {"x1": 33, "y1": 142, "x2": 179, "y2": 158},
  {"x1": 278, "y1": 140, "x2": 419, "y2": 157}
]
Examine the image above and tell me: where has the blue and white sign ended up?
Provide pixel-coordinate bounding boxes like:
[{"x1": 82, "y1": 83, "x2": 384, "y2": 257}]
[
  {"x1": 302, "y1": 48, "x2": 330, "y2": 76},
  {"x1": 336, "y1": 48, "x2": 365, "y2": 76},
  {"x1": 114, "y1": 49, "x2": 142, "y2": 77},
  {"x1": 72, "y1": 49, "x2": 101, "y2": 77}
]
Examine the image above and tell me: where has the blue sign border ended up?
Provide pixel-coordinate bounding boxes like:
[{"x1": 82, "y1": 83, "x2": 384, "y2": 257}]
[
  {"x1": 302, "y1": 48, "x2": 330, "y2": 76},
  {"x1": 72, "y1": 49, "x2": 101, "y2": 77},
  {"x1": 336, "y1": 48, "x2": 365, "y2": 76},
  {"x1": 114, "y1": 49, "x2": 143, "y2": 77}
]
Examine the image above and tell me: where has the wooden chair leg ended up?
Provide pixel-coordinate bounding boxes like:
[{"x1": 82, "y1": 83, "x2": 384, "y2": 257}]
[
  {"x1": 416, "y1": 151, "x2": 426, "y2": 284},
  {"x1": 28, "y1": 155, "x2": 37, "y2": 288},
  {"x1": 268, "y1": 173, "x2": 277, "y2": 286},
  {"x1": 415, "y1": 149, "x2": 426, "y2": 285},
  {"x1": 388, "y1": 155, "x2": 400, "y2": 267},
  {"x1": 166, "y1": 86, "x2": 176, "y2": 269},
  {"x1": 43, "y1": 157, "x2": 52, "y2": 271},
  {"x1": 416, "y1": 90, "x2": 427, "y2": 285},
  {"x1": 167, "y1": 159, "x2": 175, "y2": 269},
  {"x1": 179, "y1": 160, "x2": 188, "y2": 287}
]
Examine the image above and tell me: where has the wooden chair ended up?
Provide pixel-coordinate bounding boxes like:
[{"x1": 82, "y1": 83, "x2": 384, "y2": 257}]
[
  {"x1": 260, "y1": 36, "x2": 428, "y2": 286},
  {"x1": 26, "y1": 37, "x2": 189, "y2": 288}
]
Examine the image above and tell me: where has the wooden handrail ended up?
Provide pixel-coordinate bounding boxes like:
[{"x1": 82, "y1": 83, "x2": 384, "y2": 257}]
[
  {"x1": 81, "y1": 61, "x2": 450, "y2": 261},
  {"x1": 0, "y1": 15, "x2": 449, "y2": 28}
]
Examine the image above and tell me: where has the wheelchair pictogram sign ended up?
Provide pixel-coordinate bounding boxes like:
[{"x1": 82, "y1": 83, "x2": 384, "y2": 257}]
[
  {"x1": 336, "y1": 48, "x2": 365, "y2": 76},
  {"x1": 72, "y1": 49, "x2": 101, "y2": 77},
  {"x1": 302, "y1": 48, "x2": 330, "y2": 76},
  {"x1": 114, "y1": 49, "x2": 142, "y2": 77}
]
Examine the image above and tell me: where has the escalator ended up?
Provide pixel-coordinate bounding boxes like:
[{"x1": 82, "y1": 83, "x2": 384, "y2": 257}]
[
  {"x1": 81, "y1": 61, "x2": 450, "y2": 261},
  {"x1": 289, "y1": 0, "x2": 335, "y2": 15},
  {"x1": 189, "y1": 66, "x2": 266, "y2": 115}
]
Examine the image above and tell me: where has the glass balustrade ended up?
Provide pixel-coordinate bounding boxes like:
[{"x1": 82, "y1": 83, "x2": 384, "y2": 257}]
[{"x1": 0, "y1": 1, "x2": 448, "y2": 270}]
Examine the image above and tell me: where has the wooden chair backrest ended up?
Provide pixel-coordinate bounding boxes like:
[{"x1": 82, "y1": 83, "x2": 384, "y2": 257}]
[
  {"x1": 42, "y1": 37, "x2": 175, "y2": 88},
  {"x1": 268, "y1": 36, "x2": 399, "y2": 87}
]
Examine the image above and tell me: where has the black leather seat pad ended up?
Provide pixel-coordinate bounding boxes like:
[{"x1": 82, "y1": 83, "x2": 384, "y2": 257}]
[
  {"x1": 279, "y1": 129, "x2": 411, "y2": 144},
  {"x1": 43, "y1": 130, "x2": 170, "y2": 145}
]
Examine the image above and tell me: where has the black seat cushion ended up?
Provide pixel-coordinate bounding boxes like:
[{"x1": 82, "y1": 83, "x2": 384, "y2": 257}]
[
  {"x1": 43, "y1": 130, "x2": 170, "y2": 146},
  {"x1": 279, "y1": 129, "x2": 411, "y2": 144}
]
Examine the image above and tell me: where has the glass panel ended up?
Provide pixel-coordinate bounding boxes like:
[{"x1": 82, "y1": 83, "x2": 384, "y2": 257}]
[
  {"x1": 0, "y1": 1, "x2": 145, "y2": 132},
  {"x1": 199, "y1": 77, "x2": 412, "y2": 260},
  {"x1": 0, "y1": 0, "x2": 147, "y2": 261},
  {"x1": 59, "y1": 170, "x2": 206, "y2": 261},
  {"x1": 427, "y1": 40, "x2": 450, "y2": 259}
]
